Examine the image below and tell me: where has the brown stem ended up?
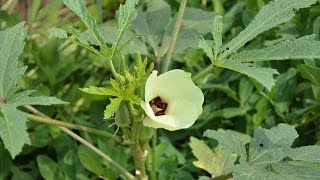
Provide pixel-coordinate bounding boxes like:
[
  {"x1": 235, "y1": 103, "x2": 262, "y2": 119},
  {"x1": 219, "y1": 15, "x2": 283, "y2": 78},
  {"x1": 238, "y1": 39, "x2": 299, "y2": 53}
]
[{"x1": 162, "y1": 0, "x2": 188, "y2": 73}]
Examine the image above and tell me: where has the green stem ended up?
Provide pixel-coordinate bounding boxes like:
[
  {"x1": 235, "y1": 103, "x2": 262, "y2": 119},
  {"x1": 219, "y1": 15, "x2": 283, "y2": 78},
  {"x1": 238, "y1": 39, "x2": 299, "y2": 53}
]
[
  {"x1": 130, "y1": 121, "x2": 148, "y2": 180},
  {"x1": 151, "y1": 128, "x2": 157, "y2": 180},
  {"x1": 192, "y1": 65, "x2": 215, "y2": 82},
  {"x1": 162, "y1": 0, "x2": 187, "y2": 73},
  {"x1": 26, "y1": 114, "x2": 122, "y2": 143},
  {"x1": 24, "y1": 105, "x2": 134, "y2": 180}
]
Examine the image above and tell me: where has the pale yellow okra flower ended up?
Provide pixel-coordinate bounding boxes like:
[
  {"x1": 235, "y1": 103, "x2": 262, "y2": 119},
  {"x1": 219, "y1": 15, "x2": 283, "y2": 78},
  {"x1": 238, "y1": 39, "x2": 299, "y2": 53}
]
[{"x1": 141, "y1": 69, "x2": 204, "y2": 131}]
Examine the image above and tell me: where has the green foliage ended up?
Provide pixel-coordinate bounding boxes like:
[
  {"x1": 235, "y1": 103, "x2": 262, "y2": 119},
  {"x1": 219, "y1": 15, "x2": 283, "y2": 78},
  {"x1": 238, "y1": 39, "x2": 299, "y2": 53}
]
[
  {"x1": 0, "y1": 23, "x2": 66, "y2": 158},
  {"x1": 189, "y1": 137, "x2": 237, "y2": 176},
  {"x1": 200, "y1": 0, "x2": 320, "y2": 91},
  {"x1": 2, "y1": 0, "x2": 320, "y2": 179},
  {"x1": 81, "y1": 54, "x2": 153, "y2": 120},
  {"x1": 203, "y1": 124, "x2": 320, "y2": 179},
  {"x1": 63, "y1": 0, "x2": 107, "y2": 50}
]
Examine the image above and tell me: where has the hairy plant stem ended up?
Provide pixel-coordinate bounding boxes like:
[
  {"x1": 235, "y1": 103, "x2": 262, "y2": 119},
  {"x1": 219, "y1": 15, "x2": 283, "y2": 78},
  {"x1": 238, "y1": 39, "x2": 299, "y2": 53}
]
[
  {"x1": 192, "y1": 65, "x2": 215, "y2": 82},
  {"x1": 24, "y1": 105, "x2": 134, "y2": 180},
  {"x1": 151, "y1": 128, "x2": 157, "y2": 180},
  {"x1": 162, "y1": 0, "x2": 187, "y2": 73},
  {"x1": 125, "y1": 102, "x2": 148, "y2": 179},
  {"x1": 26, "y1": 113, "x2": 122, "y2": 143}
]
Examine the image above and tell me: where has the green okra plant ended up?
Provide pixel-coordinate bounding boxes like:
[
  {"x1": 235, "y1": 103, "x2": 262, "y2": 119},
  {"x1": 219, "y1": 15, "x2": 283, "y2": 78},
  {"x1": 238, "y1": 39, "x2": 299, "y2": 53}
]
[{"x1": 1, "y1": 0, "x2": 320, "y2": 179}]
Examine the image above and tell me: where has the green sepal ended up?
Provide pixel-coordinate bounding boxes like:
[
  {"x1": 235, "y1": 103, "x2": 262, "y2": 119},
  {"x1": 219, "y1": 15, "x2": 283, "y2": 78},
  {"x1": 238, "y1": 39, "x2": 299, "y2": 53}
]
[{"x1": 115, "y1": 102, "x2": 131, "y2": 127}]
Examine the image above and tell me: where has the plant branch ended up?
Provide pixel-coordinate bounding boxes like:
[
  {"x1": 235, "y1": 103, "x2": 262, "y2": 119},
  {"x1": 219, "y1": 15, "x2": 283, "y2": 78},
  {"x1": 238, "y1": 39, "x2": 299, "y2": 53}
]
[
  {"x1": 192, "y1": 65, "x2": 215, "y2": 82},
  {"x1": 26, "y1": 113, "x2": 122, "y2": 143},
  {"x1": 162, "y1": 0, "x2": 187, "y2": 73},
  {"x1": 23, "y1": 105, "x2": 134, "y2": 180}
]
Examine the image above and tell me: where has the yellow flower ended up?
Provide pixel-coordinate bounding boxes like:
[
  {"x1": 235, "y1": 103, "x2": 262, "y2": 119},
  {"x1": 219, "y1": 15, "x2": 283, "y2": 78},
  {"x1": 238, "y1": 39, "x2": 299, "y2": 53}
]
[{"x1": 141, "y1": 70, "x2": 204, "y2": 131}]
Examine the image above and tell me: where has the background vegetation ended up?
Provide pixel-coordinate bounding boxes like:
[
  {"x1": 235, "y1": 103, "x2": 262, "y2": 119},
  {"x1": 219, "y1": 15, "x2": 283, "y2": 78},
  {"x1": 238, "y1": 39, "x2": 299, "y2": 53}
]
[{"x1": 0, "y1": 0, "x2": 320, "y2": 179}]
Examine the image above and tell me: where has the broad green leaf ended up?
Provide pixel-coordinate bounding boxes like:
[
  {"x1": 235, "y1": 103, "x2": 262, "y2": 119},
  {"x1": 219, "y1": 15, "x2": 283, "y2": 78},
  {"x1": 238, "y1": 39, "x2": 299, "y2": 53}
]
[
  {"x1": 80, "y1": 86, "x2": 118, "y2": 97},
  {"x1": 204, "y1": 129, "x2": 247, "y2": 159},
  {"x1": 49, "y1": 27, "x2": 67, "y2": 39},
  {"x1": 132, "y1": 0, "x2": 171, "y2": 57},
  {"x1": 77, "y1": 145, "x2": 106, "y2": 177},
  {"x1": 0, "y1": 23, "x2": 67, "y2": 158},
  {"x1": 104, "y1": 98, "x2": 123, "y2": 119},
  {"x1": 249, "y1": 124, "x2": 299, "y2": 165},
  {"x1": 37, "y1": 155, "x2": 61, "y2": 180},
  {"x1": 231, "y1": 160, "x2": 282, "y2": 180},
  {"x1": 181, "y1": 7, "x2": 216, "y2": 34},
  {"x1": 219, "y1": 0, "x2": 318, "y2": 59},
  {"x1": 234, "y1": 35, "x2": 320, "y2": 62},
  {"x1": 189, "y1": 137, "x2": 237, "y2": 176},
  {"x1": 0, "y1": 22, "x2": 26, "y2": 98},
  {"x1": 217, "y1": 60, "x2": 279, "y2": 91},
  {"x1": 272, "y1": 162, "x2": 320, "y2": 179},
  {"x1": 299, "y1": 64, "x2": 320, "y2": 87},
  {"x1": 63, "y1": 0, "x2": 107, "y2": 50},
  {"x1": 0, "y1": 106, "x2": 30, "y2": 158},
  {"x1": 288, "y1": 145, "x2": 320, "y2": 163},
  {"x1": 212, "y1": 15, "x2": 223, "y2": 59}
]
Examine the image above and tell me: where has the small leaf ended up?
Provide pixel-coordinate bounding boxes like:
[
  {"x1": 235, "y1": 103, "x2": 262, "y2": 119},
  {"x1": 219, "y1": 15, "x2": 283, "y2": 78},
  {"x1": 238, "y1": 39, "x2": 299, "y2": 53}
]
[
  {"x1": 49, "y1": 27, "x2": 67, "y2": 39},
  {"x1": 288, "y1": 145, "x2": 320, "y2": 163},
  {"x1": 37, "y1": 155, "x2": 60, "y2": 180},
  {"x1": 199, "y1": 38, "x2": 214, "y2": 61},
  {"x1": 212, "y1": 15, "x2": 223, "y2": 59},
  {"x1": 0, "y1": 106, "x2": 30, "y2": 158},
  {"x1": 68, "y1": 27, "x2": 89, "y2": 45},
  {"x1": 80, "y1": 86, "x2": 118, "y2": 97},
  {"x1": 299, "y1": 64, "x2": 320, "y2": 87},
  {"x1": 104, "y1": 98, "x2": 123, "y2": 119},
  {"x1": 77, "y1": 145, "x2": 105, "y2": 176},
  {"x1": 204, "y1": 129, "x2": 247, "y2": 159},
  {"x1": 239, "y1": 78, "x2": 254, "y2": 105},
  {"x1": 217, "y1": 60, "x2": 279, "y2": 91}
]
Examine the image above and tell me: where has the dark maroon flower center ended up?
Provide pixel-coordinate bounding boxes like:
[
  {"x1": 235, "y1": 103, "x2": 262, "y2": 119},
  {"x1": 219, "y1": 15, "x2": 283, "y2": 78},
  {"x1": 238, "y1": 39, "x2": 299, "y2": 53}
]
[{"x1": 149, "y1": 96, "x2": 167, "y2": 116}]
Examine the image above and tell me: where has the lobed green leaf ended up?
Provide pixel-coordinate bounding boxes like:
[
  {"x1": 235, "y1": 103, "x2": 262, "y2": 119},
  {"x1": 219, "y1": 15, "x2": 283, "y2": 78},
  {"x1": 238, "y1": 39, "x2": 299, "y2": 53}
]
[
  {"x1": 233, "y1": 35, "x2": 320, "y2": 62},
  {"x1": 219, "y1": 0, "x2": 319, "y2": 60},
  {"x1": 203, "y1": 129, "x2": 247, "y2": 159},
  {"x1": 104, "y1": 98, "x2": 123, "y2": 119}
]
